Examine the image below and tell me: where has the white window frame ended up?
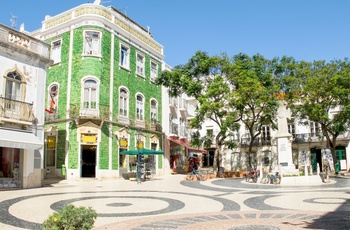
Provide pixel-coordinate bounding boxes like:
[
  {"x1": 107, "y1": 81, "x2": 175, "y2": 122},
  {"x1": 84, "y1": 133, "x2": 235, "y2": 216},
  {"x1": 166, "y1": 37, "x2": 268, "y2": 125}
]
[
  {"x1": 83, "y1": 30, "x2": 101, "y2": 56},
  {"x1": 136, "y1": 52, "x2": 145, "y2": 77},
  {"x1": 136, "y1": 93, "x2": 144, "y2": 121},
  {"x1": 119, "y1": 87, "x2": 129, "y2": 117},
  {"x1": 120, "y1": 43, "x2": 130, "y2": 70},
  {"x1": 4, "y1": 71, "x2": 23, "y2": 101},
  {"x1": 150, "y1": 99, "x2": 158, "y2": 122},
  {"x1": 81, "y1": 77, "x2": 99, "y2": 109},
  {"x1": 310, "y1": 121, "x2": 321, "y2": 137},
  {"x1": 150, "y1": 60, "x2": 158, "y2": 82},
  {"x1": 51, "y1": 39, "x2": 62, "y2": 64},
  {"x1": 261, "y1": 125, "x2": 271, "y2": 141}
]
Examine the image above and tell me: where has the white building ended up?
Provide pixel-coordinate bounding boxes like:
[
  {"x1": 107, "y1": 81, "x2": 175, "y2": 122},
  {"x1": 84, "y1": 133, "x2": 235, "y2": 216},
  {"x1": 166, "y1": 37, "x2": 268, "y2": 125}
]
[
  {"x1": 161, "y1": 64, "x2": 205, "y2": 174},
  {"x1": 199, "y1": 100, "x2": 350, "y2": 175},
  {"x1": 0, "y1": 24, "x2": 52, "y2": 188}
]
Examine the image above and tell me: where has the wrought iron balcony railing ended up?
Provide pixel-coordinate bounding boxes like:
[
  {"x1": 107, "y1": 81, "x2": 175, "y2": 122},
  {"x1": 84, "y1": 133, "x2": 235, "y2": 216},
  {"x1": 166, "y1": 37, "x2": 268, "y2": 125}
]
[
  {"x1": 45, "y1": 110, "x2": 60, "y2": 121},
  {"x1": 69, "y1": 103, "x2": 110, "y2": 120},
  {"x1": 0, "y1": 97, "x2": 33, "y2": 123}
]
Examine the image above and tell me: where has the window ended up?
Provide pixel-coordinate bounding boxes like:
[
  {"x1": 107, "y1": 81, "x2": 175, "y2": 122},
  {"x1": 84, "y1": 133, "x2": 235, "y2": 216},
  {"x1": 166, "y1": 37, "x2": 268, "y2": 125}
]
[
  {"x1": 83, "y1": 79, "x2": 97, "y2": 109},
  {"x1": 150, "y1": 61, "x2": 158, "y2": 82},
  {"x1": 119, "y1": 88, "x2": 129, "y2": 116},
  {"x1": 261, "y1": 125, "x2": 271, "y2": 142},
  {"x1": 51, "y1": 39, "x2": 62, "y2": 64},
  {"x1": 5, "y1": 71, "x2": 23, "y2": 102},
  {"x1": 150, "y1": 99, "x2": 158, "y2": 122},
  {"x1": 84, "y1": 31, "x2": 101, "y2": 56},
  {"x1": 120, "y1": 44, "x2": 130, "y2": 69},
  {"x1": 287, "y1": 119, "x2": 295, "y2": 136},
  {"x1": 136, "y1": 94, "x2": 144, "y2": 120},
  {"x1": 48, "y1": 83, "x2": 59, "y2": 112},
  {"x1": 310, "y1": 122, "x2": 321, "y2": 137},
  {"x1": 136, "y1": 53, "x2": 145, "y2": 76}
]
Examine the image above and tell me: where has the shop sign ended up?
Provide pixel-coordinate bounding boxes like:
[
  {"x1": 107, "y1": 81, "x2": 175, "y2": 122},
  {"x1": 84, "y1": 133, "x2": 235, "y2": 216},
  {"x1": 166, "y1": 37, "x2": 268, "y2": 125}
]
[
  {"x1": 47, "y1": 136, "x2": 56, "y2": 149},
  {"x1": 120, "y1": 138, "x2": 128, "y2": 148},
  {"x1": 81, "y1": 134, "x2": 98, "y2": 144}
]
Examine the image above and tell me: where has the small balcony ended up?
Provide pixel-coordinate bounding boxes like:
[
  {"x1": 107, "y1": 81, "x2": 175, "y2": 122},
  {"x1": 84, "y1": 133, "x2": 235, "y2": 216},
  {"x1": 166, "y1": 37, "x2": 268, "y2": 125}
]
[
  {"x1": 169, "y1": 97, "x2": 178, "y2": 114},
  {"x1": 149, "y1": 120, "x2": 162, "y2": 132},
  {"x1": 241, "y1": 137, "x2": 260, "y2": 148},
  {"x1": 170, "y1": 122, "x2": 179, "y2": 136},
  {"x1": 0, "y1": 97, "x2": 33, "y2": 125},
  {"x1": 69, "y1": 103, "x2": 110, "y2": 125},
  {"x1": 45, "y1": 109, "x2": 60, "y2": 122},
  {"x1": 292, "y1": 133, "x2": 323, "y2": 143}
]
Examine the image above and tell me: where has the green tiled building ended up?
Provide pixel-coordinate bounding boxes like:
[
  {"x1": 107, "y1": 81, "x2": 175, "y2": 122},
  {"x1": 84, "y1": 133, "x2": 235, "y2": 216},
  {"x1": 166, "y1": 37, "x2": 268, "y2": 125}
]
[{"x1": 32, "y1": 2, "x2": 164, "y2": 179}]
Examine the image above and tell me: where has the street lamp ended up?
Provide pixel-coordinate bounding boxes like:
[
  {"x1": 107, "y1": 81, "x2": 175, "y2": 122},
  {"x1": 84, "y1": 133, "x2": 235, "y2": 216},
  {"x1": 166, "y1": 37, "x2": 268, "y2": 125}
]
[{"x1": 136, "y1": 129, "x2": 144, "y2": 184}]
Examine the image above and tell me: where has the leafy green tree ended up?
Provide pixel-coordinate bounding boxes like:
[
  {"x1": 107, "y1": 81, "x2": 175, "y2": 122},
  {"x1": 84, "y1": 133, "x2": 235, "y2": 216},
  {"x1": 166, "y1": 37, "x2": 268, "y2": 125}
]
[
  {"x1": 229, "y1": 53, "x2": 281, "y2": 168},
  {"x1": 281, "y1": 59, "x2": 350, "y2": 169},
  {"x1": 158, "y1": 51, "x2": 240, "y2": 171}
]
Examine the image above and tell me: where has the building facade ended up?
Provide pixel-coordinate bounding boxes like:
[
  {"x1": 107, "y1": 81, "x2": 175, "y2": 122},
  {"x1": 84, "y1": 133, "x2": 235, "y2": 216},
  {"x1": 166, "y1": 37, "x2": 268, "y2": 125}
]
[
  {"x1": 161, "y1": 65, "x2": 206, "y2": 174},
  {"x1": 0, "y1": 24, "x2": 52, "y2": 188},
  {"x1": 31, "y1": 2, "x2": 165, "y2": 179},
  {"x1": 199, "y1": 101, "x2": 350, "y2": 175}
]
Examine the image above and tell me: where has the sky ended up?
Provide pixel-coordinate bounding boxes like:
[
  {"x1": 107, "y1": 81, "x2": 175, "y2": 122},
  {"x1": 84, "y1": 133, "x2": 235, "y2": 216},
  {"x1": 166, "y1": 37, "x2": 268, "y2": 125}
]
[{"x1": 1, "y1": 0, "x2": 350, "y2": 67}]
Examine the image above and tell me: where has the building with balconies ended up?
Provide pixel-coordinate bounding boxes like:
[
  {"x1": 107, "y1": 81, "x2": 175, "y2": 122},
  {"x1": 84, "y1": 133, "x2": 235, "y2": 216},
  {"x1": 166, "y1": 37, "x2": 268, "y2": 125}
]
[
  {"x1": 161, "y1": 66, "x2": 204, "y2": 174},
  {"x1": 199, "y1": 101, "x2": 350, "y2": 175},
  {"x1": 0, "y1": 24, "x2": 52, "y2": 188},
  {"x1": 31, "y1": 1, "x2": 164, "y2": 179}
]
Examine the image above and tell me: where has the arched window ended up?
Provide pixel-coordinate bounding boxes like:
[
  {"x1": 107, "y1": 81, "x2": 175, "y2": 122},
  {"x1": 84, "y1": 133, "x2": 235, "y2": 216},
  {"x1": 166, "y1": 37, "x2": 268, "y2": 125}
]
[
  {"x1": 150, "y1": 99, "x2": 158, "y2": 122},
  {"x1": 48, "y1": 83, "x2": 59, "y2": 112},
  {"x1": 5, "y1": 71, "x2": 22, "y2": 101},
  {"x1": 136, "y1": 94, "x2": 144, "y2": 121},
  {"x1": 119, "y1": 88, "x2": 129, "y2": 116},
  {"x1": 83, "y1": 79, "x2": 97, "y2": 109}
]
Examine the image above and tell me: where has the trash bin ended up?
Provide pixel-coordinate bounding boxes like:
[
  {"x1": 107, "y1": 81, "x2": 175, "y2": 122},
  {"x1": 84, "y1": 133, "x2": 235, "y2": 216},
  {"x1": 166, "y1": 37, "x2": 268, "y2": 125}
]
[
  {"x1": 335, "y1": 162, "x2": 340, "y2": 174},
  {"x1": 61, "y1": 165, "x2": 66, "y2": 176}
]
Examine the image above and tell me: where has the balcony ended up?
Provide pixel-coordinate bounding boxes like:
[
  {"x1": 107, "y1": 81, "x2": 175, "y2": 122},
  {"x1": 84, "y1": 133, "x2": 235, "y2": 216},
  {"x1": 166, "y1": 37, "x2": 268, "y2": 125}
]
[
  {"x1": 292, "y1": 133, "x2": 324, "y2": 143},
  {"x1": 170, "y1": 122, "x2": 179, "y2": 136},
  {"x1": 241, "y1": 137, "x2": 260, "y2": 148},
  {"x1": 169, "y1": 97, "x2": 178, "y2": 114},
  {"x1": 179, "y1": 125, "x2": 189, "y2": 139},
  {"x1": 149, "y1": 121, "x2": 162, "y2": 132},
  {"x1": 45, "y1": 110, "x2": 60, "y2": 122},
  {"x1": 0, "y1": 97, "x2": 33, "y2": 125},
  {"x1": 135, "y1": 119, "x2": 146, "y2": 129},
  {"x1": 69, "y1": 103, "x2": 110, "y2": 126}
]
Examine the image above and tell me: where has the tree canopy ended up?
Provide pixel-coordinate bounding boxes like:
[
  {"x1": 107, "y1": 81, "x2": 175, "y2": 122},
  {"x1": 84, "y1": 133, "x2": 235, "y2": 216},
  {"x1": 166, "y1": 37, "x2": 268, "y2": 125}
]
[
  {"x1": 281, "y1": 58, "x2": 350, "y2": 167},
  {"x1": 158, "y1": 50, "x2": 350, "y2": 171}
]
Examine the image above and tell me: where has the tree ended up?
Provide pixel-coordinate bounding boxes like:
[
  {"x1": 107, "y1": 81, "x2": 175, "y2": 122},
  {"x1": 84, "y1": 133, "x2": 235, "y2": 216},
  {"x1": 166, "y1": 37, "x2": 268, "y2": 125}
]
[
  {"x1": 281, "y1": 59, "x2": 350, "y2": 169},
  {"x1": 229, "y1": 53, "x2": 281, "y2": 168},
  {"x1": 157, "y1": 51, "x2": 240, "y2": 171}
]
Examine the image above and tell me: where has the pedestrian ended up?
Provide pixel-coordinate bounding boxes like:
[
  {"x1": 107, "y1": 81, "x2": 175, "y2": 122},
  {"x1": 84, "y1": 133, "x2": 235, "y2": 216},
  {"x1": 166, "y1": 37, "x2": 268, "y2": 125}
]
[{"x1": 323, "y1": 152, "x2": 332, "y2": 183}]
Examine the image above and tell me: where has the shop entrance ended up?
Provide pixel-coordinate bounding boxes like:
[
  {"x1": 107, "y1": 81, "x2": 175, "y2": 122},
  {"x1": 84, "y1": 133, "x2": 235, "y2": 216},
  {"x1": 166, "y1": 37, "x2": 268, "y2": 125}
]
[{"x1": 81, "y1": 145, "x2": 96, "y2": 178}]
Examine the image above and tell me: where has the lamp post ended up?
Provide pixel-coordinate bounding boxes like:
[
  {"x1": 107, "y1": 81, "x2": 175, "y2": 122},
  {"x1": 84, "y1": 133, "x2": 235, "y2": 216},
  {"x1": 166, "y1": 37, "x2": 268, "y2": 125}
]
[{"x1": 136, "y1": 129, "x2": 143, "y2": 184}]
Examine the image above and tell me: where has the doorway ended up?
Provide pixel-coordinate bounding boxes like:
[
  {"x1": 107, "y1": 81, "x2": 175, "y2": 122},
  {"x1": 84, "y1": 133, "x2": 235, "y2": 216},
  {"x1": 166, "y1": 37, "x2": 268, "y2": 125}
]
[
  {"x1": 311, "y1": 148, "x2": 322, "y2": 173},
  {"x1": 81, "y1": 145, "x2": 96, "y2": 178}
]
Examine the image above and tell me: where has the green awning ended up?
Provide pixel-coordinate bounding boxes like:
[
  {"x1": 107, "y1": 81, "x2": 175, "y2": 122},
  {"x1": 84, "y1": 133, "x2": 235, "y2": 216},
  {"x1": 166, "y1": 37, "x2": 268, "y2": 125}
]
[{"x1": 120, "y1": 148, "x2": 164, "y2": 155}]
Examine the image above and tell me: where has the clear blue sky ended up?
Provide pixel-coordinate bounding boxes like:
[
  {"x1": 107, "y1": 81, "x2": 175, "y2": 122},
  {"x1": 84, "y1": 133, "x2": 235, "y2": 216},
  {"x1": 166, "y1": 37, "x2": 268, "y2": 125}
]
[{"x1": 1, "y1": 0, "x2": 349, "y2": 67}]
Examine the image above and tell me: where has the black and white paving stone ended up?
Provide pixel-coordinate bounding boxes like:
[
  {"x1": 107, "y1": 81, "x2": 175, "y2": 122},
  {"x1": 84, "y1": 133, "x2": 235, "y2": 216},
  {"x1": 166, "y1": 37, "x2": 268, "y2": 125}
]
[{"x1": 0, "y1": 175, "x2": 349, "y2": 230}]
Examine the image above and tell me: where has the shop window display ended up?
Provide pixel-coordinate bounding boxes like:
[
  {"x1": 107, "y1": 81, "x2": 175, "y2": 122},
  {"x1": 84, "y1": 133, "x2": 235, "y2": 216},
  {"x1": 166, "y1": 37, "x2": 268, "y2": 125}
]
[{"x1": 0, "y1": 148, "x2": 22, "y2": 189}]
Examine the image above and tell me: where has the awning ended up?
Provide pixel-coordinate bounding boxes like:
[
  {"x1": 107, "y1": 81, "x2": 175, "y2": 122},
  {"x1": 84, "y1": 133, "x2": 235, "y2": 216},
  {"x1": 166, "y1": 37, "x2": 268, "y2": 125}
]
[
  {"x1": 168, "y1": 137, "x2": 207, "y2": 154},
  {"x1": 120, "y1": 148, "x2": 164, "y2": 155},
  {"x1": 0, "y1": 129, "x2": 43, "y2": 150}
]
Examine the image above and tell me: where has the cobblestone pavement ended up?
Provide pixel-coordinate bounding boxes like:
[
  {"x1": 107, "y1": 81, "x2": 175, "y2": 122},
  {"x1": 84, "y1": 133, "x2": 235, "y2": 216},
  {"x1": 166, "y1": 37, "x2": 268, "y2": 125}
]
[{"x1": 0, "y1": 174, "x2": 349, "y2": 230}]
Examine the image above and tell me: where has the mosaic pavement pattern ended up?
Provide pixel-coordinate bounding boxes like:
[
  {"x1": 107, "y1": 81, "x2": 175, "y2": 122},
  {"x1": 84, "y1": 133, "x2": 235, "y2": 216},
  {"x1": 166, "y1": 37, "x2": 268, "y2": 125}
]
[{"x1": 0, "y1": 175, "x2": 349, "y2": 230}]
